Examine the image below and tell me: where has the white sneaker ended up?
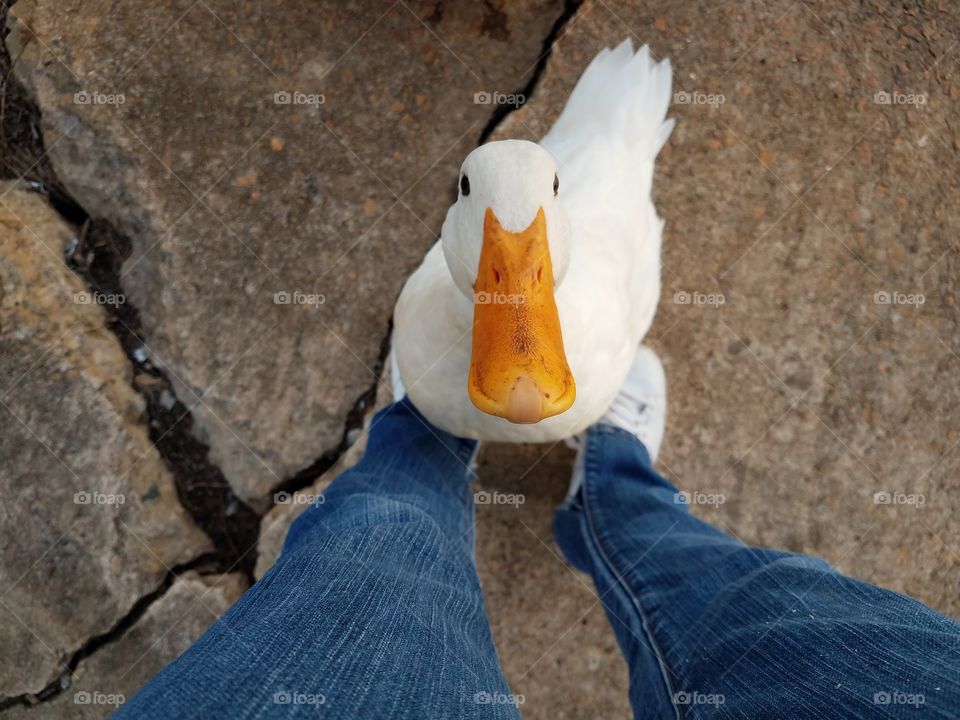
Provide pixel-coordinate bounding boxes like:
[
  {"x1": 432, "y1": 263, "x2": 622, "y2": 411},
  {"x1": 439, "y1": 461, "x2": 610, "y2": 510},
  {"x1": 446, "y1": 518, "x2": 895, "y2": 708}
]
[
  {"x1": 599, "y1": 345, "x2": 667, "y2": 459},
  {"x1": 566, "y1": 346, "x2": 667, "y2": 499}
]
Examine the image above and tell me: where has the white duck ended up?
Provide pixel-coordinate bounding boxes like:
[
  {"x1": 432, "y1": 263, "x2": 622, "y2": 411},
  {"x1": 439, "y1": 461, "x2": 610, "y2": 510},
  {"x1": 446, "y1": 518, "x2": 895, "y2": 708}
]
[{"x1": 393, "y1": 40, "x2": 674, "y2": 442}]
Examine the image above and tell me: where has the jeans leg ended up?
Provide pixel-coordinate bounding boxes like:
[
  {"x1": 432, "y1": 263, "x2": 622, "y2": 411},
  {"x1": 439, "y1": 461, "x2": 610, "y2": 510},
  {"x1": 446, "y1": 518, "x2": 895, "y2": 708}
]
[
  {"x1": 554, "y1": 424, "x2": 960, "y2": 719},
  {"x1": 119, "y1": 398, "x2": 520, "y2": 720}
]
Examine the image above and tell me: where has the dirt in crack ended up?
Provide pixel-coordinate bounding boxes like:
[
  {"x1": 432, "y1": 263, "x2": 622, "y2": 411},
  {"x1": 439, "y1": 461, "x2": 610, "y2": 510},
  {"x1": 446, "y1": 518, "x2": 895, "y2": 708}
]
[{"x1": 66, "y1": 219, "x2": 262, "y2": 579}]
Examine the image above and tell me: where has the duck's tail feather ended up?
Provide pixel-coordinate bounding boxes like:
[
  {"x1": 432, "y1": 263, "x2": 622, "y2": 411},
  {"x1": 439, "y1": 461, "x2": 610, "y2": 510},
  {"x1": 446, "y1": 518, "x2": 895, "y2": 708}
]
[{"x1": 541, "y1": 39, "x2": 674, "y2": 168}]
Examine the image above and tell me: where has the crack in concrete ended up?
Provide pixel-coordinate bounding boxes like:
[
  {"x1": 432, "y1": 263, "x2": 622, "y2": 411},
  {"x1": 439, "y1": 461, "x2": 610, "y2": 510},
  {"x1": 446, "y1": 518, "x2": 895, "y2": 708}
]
[
  {"x1": 478, "y1": 0, "x2": 583, "y2": 144},
  {"x1": 0, "y1": 554, "x2": 220, "y2": 713}
]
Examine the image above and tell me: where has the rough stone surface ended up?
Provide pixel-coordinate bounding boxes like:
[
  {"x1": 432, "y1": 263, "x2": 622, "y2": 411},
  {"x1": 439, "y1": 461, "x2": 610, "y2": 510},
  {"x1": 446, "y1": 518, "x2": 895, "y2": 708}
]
[
  {"x1": 3, "y1": 572, "x2": 246, "y2": 719},
  {"x1": 6, "y1": 0, "x2": 566, "y2": 504},
  {"x1": 3, "y1": 1, "x2": 960, "y2": 718},
  {"x1": 493, "y1": 0, "x2": 960, "y2": 624},
  {"x1": 0, "y1": 183, "x2": 211, "y2": 698}
]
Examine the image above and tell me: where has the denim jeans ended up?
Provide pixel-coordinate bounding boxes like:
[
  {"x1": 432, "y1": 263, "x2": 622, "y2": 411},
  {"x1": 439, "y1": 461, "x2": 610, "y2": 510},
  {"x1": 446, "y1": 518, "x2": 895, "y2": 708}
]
[{"x1": 118, "y1": 398, "x2": 960, "y2": 719}]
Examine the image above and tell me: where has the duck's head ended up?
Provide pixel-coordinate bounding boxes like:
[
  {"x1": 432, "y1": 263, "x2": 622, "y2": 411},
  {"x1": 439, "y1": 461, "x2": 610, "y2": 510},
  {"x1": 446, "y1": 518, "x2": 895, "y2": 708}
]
[{"x1": 441, "y1": 139, "x2": 575, "y2": 425}]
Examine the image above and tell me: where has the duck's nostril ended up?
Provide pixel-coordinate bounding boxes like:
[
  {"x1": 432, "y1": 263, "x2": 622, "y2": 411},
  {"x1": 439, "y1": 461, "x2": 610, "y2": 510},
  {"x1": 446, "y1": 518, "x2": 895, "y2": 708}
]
[
  {"x1": 493, "y1": 269, "x2": 501, "y2": 284},
  {"x1": 536, "y1": 266, "x2": 543, "y2": 283}
]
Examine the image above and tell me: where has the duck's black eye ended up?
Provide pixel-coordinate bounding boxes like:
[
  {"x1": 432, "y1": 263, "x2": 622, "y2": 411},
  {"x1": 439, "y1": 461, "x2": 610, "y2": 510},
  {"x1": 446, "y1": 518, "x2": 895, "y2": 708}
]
[
  {"x1": 460, "y1": 174, "x2": 470, "y2": 196},
  {"x1": 553, "y1": 173, "x2": 559, "y2": 196}
]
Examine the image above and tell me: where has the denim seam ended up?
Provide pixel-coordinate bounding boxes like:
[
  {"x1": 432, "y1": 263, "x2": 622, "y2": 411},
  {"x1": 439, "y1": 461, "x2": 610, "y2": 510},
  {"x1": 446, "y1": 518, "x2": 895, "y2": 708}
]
[{"x1": 581, "y1": 430, "x2": 682, "y2": 720}]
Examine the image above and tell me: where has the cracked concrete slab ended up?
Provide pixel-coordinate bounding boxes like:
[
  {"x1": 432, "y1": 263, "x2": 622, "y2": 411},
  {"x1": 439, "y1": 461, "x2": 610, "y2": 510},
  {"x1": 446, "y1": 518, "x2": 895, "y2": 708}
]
[
  {"x1": 0, "y1": 183, "x2": 211, "y2": 698},
  {"x1": 466, "y1": 1, "x2": 960, "y2": 714},
  {"x1": 2, "y1": 572, "x2": 245, "y2": 719}
]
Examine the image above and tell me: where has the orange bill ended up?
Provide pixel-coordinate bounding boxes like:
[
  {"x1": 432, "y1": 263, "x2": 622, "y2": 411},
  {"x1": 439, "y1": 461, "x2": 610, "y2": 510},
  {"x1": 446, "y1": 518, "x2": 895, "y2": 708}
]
[{"x1": 468, "y1": 207, "x2": 575, "y2": 424}]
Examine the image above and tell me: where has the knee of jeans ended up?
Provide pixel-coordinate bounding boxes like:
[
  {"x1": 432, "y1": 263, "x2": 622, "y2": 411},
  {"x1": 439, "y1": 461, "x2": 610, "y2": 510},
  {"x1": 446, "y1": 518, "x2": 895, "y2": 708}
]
[
  {"x1": 284, "y1": 490, "x2": 451, "y2": 552},
  {"x1": 704, "y1": 551, "x2": 837, "y2": 616}
]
